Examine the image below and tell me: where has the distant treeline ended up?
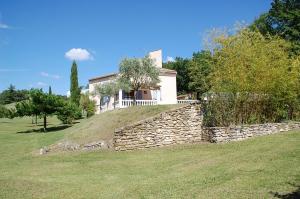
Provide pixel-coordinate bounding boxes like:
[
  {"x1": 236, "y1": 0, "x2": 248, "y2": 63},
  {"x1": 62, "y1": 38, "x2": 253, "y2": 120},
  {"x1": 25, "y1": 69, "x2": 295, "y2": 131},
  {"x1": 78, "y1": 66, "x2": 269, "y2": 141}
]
[{"x1": 0, "y1": 84, "x2": 30, "y2": 105}]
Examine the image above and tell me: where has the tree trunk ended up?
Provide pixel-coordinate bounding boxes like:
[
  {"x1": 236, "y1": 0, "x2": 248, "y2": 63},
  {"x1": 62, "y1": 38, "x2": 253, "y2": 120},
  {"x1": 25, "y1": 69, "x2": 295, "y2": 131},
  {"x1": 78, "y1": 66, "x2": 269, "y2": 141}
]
[
  {"x1": 133, "y1": 90, "x2": 137, "y2": 106},
  {"x1": 196, "y1": 92, "x2": 201, "y2": 100},
  {"x1": 100, "y1": 98, "x2": 102, "y2": 112},
  {"x1": 35, "y1": 114, "x2": 38, "y2": 125},
  {"x1": 113, "y1": 94, "x2": 116, "y2": 109},
  {"x1": 43, "y1": 115, "x2": 47, "y2": 132}
]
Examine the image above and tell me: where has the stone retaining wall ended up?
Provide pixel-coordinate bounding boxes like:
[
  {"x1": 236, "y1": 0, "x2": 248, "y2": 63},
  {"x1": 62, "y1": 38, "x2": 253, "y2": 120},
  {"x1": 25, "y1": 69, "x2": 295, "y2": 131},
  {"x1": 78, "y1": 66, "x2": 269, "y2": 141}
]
[
  {"x1": 114, "y1": 104, "x2": 203, "y2": 151},
  {"x1": 202, "y1": 122, "x2": 300, "y2": 143},
  {"x1": 113, "y1": 103, "x2": 300, "y2": 151}
]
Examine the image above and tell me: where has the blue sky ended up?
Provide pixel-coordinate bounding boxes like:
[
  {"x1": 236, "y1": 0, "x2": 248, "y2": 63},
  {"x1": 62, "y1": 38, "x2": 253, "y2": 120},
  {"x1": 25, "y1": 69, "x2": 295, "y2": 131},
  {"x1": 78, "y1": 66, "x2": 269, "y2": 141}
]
[{"x1": 0, "y1": 0, "x2": 271, "y2": 95}]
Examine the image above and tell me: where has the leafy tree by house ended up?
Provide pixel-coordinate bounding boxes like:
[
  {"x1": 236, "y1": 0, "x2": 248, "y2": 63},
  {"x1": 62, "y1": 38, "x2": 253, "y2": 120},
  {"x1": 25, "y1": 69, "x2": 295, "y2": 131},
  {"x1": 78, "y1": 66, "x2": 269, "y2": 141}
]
[
  {"x1": 250, "y1": 0, "x2": 300, "y2": 55},
  {"x1": 94, "y1": 81, "x2": 129, "y2": 110},
  {"x1": 205, "y1": 28, "x2": 300, "y2": 126},
  {"x1": 188, "y1": 51, "x2": 213, "y2": 99},
  {"x1": 80, "y1": 93, "x2": 96, "y2": 117},
  {"x1": 70, "y1": 61, "x2": 81, "y2": 105},
  {"x1": 163, "y1": 57, "x2": 191, "y2": 95},
  {"x1": 119, "y1": 56, "x2": 160, "y2": 104}
]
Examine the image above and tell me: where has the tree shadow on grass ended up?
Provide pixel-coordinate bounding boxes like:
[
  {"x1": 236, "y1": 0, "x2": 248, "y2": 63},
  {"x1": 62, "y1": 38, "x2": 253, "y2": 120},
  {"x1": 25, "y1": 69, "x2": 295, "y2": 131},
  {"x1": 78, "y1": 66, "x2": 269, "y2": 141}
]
[
  {"x1": 271, "y1": 183, "x2": 300, "y2": 199},
  {"x1": 16, "y1": 125, "x2": 71, "y2": 134}
]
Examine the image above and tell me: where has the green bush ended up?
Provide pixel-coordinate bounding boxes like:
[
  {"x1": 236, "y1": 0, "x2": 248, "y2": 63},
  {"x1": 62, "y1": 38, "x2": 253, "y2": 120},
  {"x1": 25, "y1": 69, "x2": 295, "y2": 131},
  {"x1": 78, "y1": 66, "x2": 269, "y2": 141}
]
[
  {"x1": 0, "y1": 105, "x2": 9, "y2": 118},
  {"x1": 86, "y1": 100, "x2": 96, "y2": 118},
  {"x1": 80, "y1": 93, "x2": 96, "y2": 118},
  {"x1": 203, "y1": 93, "x2": 300, "y2": 127},
  {"x1": 57, "y1": 102, "x2": 82, "y2": 124}
]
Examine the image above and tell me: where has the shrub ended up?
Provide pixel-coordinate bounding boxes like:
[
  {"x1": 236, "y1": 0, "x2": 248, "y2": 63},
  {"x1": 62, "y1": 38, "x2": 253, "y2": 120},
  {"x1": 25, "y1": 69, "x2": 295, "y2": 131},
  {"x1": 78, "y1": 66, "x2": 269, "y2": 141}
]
[
  {"x1": 57, "y1": 102, "x2": 82, "y2": 124},
  {"x1": 80, "y1": 93, "x2": 96, "y2": 118},
  {"x1": 86, "y1": 100, "x2": 96, "y2": 118},
  {"x1": 204, "y1": 28, "x2": 300, "y2": 126}
]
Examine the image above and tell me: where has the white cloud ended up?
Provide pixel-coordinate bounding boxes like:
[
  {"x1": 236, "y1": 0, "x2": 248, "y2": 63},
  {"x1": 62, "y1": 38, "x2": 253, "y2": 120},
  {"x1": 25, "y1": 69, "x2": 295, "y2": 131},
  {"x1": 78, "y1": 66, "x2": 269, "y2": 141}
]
[
  {"x1": 166, "y1": 56, "x2": 175, "y2": 62},
  {"x1": 37, "y1": 82, "x2": 47, "y2": 87},
  {"x1": 65, "y1": 48, "x2": 93, "y2": 61},
  {"x1": 40, "y1": 72, "x2": 60, "y2": 79},
  {"x1": 0, "y1": 23, "x2": 9, "y2": 29}
]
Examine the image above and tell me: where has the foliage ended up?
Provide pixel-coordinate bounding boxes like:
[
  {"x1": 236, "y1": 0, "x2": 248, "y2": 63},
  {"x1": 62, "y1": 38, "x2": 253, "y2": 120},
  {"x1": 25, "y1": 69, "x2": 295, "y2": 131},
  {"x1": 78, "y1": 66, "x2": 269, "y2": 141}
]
[
  {"x1": 70, "y1": 61, "x2": 81, "y2": 105},
  {"x1": 188, "y1": 51, "x2": 213, "y2": 99},
  {"x1": 163, "y1": 57, "x2": 191, "y2": 94},
  {"x1": 94, "y1": 80, "x2": 129, "y2": 109},
  {"x1": 0, "y1": 105, "x2": 13, "y2": 118},
  {"x1": 205, "y1": 28, "x2": 300, "y2": 126},
  {"x1": 48, "y1": 86, "x2": 52, "y2": 95},
  {"x1": 15, "y1": 89, "x2": 64, "y2": 131},
  {"x1": 119, "y1": 56, "x2": 160, "y2": 103},
  {"x1": 80, "y1": 93, "x2": 96, "y2": 117},
  {"x1": 250, "y1": 0, "x2": 300, "y2": 55},
  {"x1": 57, "y1": 102, "x2": 81, "y2": 124},
  {"x1": 86, "y1": 100, "x2": 96, "y2": 117},
  {"x1": 0, "y1": 84, "x2": 29, "y2": 105}
]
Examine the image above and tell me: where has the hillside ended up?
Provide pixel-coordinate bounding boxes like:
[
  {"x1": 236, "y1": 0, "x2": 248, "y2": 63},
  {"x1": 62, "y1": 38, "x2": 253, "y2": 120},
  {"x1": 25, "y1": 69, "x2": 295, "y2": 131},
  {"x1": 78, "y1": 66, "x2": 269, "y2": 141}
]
[
  {"x1": 57, "y1": 104, "x2": 184, "y2": 147},
  {"x1": 0, "y1": 115, "x2": 299, "y2": 198}
]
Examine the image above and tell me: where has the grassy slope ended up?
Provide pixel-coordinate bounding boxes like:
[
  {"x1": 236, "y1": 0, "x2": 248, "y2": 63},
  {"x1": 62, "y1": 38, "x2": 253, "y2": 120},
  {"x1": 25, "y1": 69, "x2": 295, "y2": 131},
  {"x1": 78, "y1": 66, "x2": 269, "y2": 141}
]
[
  {"x1": 0, "y1": 116, "x2": 299, "y2": 198},
  {"x1": 61, "y1": 105, "x2": 184, "y2": 145}
]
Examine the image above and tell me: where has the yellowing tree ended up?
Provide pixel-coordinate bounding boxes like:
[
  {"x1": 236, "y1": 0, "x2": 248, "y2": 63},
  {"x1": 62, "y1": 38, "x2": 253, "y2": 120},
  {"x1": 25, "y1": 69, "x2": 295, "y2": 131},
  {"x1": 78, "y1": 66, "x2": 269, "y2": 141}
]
[{"x1": 205, "y1": 28, "x2": 300, "y2": 125}]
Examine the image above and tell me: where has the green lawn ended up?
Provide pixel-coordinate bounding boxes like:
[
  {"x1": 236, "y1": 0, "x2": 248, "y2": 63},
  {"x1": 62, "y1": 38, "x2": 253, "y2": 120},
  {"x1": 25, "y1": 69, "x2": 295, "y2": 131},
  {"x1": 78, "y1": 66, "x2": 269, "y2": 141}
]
[
  {"x1": 62, "y1": 104, "x2": 185, "y2": 145},
  {"x1": 0, "y1": 114, "x2": 299, "y2": 198}
]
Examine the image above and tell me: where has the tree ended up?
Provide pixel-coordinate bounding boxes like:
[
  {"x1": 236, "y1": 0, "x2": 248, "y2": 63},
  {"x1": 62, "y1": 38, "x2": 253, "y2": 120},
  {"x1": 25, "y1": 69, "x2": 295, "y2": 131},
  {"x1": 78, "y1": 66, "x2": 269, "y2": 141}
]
[
  {"x1": 15, "y1": 89, "x2": 63, "y2": 132},
  {"x1": 119, "y1": 56, "x2": 160, "y2": 104},
  {"x1": 250, "y1": 13, "x2": 274, "y2": 36},
  {"x1": 57, "y1": 102, "x2": 81, "y2": 124},
  {"x1": 94, "y1": 81, "x2": 129, "y2": 110},
  {"x1": 251, "y1": 0, "x2": 300, "y2": 55},
  {"x1": 188, "y1": 51, "x2": 213, "y2": 99},
  {"x1": 48, "y1": 86, "x2": 52, "y2": 95},
  {"x1": 163, "y1": 57, "x2": 191, "y2": 94},
  {"x1": 0, "y1": 105, "x2": 11, "y2": 118},
  {"x1": 80, "y1": 93, "x2": 96, "y2": 117},
  {"x1": 0, "y1": 85, "x2": 29, "y2": 105},
  {"x1": 206, "y1": 28, "x2": 300, "y2": 125},
  {"x1": 70, "y1": 61, "x2": 80, "y2": 105}
]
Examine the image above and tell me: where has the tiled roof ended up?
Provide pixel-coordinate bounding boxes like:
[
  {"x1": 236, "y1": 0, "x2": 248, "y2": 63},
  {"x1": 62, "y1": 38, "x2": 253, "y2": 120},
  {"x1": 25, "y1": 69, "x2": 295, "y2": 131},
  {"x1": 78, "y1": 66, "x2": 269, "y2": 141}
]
[{"x1": 88, "y1": 73, "x2": 118, "y2": 82}]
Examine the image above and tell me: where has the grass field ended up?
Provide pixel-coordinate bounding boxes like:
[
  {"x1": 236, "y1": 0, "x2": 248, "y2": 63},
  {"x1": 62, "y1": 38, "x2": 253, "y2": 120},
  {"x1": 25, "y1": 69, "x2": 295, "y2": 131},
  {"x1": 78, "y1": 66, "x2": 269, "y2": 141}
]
[
  {"x1": 0, "y1": 111, "x2": 299, "y2": 198},
  {"x1": 62, "y1": 104, "x2": 184, "y2": 145}
]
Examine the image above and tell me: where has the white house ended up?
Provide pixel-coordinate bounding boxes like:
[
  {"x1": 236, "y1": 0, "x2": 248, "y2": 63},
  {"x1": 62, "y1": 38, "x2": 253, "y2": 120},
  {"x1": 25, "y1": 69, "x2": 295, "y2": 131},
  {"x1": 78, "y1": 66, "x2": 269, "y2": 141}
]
[{"x1": 89, "y1": 49, "x2": 180, "y2": 113}]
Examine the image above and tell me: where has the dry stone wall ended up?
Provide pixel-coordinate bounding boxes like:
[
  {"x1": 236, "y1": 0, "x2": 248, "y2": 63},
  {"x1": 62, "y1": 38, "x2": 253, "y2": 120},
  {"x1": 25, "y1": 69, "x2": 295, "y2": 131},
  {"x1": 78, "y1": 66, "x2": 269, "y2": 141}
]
[
  {"x1": 114, "y1": 104, "x2": 203, "y2": 151},
  {"x1": 202, "y1": 122, "x2": 300, "y2": 143},
  {"x1": 113, "y1": 104, "x2": 300, "y2": 151}
]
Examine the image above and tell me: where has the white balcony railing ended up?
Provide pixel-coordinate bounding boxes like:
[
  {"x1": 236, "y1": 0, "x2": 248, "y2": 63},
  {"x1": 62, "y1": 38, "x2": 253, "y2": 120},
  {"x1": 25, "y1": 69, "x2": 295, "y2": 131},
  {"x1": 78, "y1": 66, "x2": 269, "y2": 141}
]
[
  {"x1": 177, "y1": 100, "x2": 199, "y2": 104},
  {"x1": 121, "y1": 99, "x2": 158, "y2": 108}
]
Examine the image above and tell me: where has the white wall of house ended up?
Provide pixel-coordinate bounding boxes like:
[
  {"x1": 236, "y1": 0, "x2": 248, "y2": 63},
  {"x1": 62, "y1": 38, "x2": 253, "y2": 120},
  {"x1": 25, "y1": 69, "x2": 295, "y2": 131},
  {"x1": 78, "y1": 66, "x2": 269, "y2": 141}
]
[{"x1": 158, "y1": 74, "x2": 177, "y2": 104}]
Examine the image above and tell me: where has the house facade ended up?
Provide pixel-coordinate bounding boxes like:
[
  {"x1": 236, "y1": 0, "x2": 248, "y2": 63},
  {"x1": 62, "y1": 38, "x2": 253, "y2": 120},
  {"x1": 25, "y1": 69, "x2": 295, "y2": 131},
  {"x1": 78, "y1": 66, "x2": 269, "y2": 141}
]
[{"x1": 89, "y1": 49, "x2": 178, "y2": 113}]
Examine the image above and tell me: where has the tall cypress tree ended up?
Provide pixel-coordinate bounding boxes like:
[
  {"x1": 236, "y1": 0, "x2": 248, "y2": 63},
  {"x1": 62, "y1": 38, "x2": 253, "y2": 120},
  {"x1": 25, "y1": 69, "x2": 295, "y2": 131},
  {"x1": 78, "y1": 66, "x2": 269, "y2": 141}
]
[
  {"x1": 70, "y1": 61, "x2": 80, "y2": 105},
  {"x1": 48, "y1": 86, "x2": 52, "y2": 95}
]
